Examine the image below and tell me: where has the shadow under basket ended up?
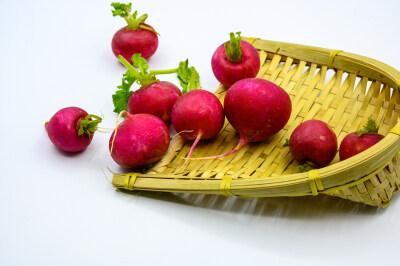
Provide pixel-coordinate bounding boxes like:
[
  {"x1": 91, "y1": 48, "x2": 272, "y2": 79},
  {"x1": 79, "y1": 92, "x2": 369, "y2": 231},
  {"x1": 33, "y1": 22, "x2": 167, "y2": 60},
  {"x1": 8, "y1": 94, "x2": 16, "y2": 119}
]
[{"x1": 112, "y1": 37, "x2": 400, "y2": 208}]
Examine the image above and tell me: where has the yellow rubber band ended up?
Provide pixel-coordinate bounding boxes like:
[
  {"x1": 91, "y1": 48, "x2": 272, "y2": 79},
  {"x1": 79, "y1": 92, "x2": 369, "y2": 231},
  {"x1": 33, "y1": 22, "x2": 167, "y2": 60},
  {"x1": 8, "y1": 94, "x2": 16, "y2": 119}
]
[
  {"x1": 327, "y1": 50, "x2": 342, "y2": 69},
  {"x1": 123, "y1": 173, "x2": 138, "y2": 190},
  {"x1": 246, "y1": 37, "x2": 258, "y2": 45},
  {"x1": 390, "y1": 127, "x2": 400, "y2": 136},
  {"x1": 219, "y1": 177, "x2": 234, "y2": 196},
  {"x1": 308, "y1": 169, "x2": 324, "y2": 196}
]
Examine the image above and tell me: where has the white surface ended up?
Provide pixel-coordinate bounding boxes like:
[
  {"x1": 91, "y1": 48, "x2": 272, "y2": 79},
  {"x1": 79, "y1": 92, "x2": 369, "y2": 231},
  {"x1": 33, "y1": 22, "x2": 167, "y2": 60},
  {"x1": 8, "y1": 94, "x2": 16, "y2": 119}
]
[{"x1": 1, "y1": 0, "x2": 400, "y2": 265}]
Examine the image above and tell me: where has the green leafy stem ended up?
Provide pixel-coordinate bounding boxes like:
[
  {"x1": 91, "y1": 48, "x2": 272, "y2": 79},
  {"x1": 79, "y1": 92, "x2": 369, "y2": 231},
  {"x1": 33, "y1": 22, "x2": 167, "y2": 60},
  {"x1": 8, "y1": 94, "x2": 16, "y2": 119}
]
[
  {"x1": 224, "y1": 31, "x2": 243, "y2": 63},
  {"x1": 112, "y1": 54, "x2": 201, "y2": 114},
  {"x1": 111, "y1": 2, "x2": 159, "y2": 35}
]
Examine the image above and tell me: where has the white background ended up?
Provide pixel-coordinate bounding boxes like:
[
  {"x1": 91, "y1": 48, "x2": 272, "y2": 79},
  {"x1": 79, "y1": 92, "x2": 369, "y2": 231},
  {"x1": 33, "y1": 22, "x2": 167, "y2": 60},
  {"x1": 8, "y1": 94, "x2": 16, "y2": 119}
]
[{"x1": 1, "y1": 0, "x2": 400, "y2": 265}]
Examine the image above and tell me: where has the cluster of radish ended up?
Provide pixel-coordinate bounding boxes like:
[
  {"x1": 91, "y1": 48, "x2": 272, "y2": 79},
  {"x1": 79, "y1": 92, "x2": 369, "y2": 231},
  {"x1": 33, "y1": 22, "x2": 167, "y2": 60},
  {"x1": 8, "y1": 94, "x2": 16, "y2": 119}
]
[
  {"x1": 45, "y1": 2, "x2": 386, "y2": 174},
  {"x1": 286, "y1": 118, "x2": 384, "y2": 171}
]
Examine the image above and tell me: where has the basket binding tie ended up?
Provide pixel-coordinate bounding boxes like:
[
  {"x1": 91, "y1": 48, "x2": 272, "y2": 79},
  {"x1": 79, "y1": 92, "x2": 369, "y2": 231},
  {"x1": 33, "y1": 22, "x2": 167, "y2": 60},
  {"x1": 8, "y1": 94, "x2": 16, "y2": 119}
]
[
  {"x1": 327, "y1": 50, "x2": 342, "y2": 69},
  {"x1": 308, "y1": 169, "x2": 324, "y2": 195},
  {"x1": 220, "y1": 177, "x2": 234, "y2": 196},
  {"x1": 124, "y1": 173, "x2": 138, "y2": 190}
]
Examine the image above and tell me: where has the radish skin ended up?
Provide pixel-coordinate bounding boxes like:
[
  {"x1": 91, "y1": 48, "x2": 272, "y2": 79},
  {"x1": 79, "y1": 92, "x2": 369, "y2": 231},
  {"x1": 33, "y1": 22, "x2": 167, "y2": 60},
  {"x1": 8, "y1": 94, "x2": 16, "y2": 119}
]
[
  {"x1": 112, "y1": 24, "x2": 158, "y2": 64},
  {"x1": 128, "y1": 81, "x2": 182, "y2": 123},
  {"x1": 109, "y1": 113, "x2": 170, "y2": 168}
]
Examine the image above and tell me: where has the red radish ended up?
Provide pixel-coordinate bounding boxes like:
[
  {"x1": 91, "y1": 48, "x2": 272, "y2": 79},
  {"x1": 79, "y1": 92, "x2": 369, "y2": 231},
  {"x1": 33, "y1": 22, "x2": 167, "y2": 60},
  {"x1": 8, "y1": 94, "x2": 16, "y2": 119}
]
[
  {"x1": 113, "y1": 54, "x2": 198, "y2": 123},
  {"x1": 339, "y1": 118, "x2": 384, "y2": 161},
  {"x1": 45, "y1": 107, "x2": 102, "y2": 152},
  {"x1": 109, "y1": 112, "x2": 170, "y2": 168},
  {"x1": 111, "y1": 2, "x2": 158, "y2": 64},
  {"x1": 171, "y1": 89, "x2": 225, "y2": 164},
  {"x1": 128, "y1": 81, "x2": 181, "y2": 123},
  {"x1": 211, "y1": 32, "x2": 260, "y2": 87},
  {"x1": 289, "y1": 120, "x2": 337, "y2": 168},
  {"x1": 185, "y1": 78, "x2": 291, "y2": 160}
]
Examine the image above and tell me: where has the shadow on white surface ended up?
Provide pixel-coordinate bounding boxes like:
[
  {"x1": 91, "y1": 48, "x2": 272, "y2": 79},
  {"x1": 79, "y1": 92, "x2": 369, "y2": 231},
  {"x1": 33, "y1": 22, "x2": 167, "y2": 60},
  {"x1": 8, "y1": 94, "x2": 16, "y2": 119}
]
[{"x1": 116, "y1": 189, "x2": 390, "y2": 218}]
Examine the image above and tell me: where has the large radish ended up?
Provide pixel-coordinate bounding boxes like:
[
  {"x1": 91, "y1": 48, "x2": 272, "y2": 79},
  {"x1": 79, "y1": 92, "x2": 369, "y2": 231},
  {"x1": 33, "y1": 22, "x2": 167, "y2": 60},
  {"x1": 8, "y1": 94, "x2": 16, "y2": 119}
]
[{"x1": 185, "y1": 78, "x2": 292, "y2": 160}]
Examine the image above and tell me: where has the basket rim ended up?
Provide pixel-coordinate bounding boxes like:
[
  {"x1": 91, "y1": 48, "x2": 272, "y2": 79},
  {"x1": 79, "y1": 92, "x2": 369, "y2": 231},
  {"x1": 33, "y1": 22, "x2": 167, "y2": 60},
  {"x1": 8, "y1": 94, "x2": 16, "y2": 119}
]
[{"x1": 112, "y1": 38, "x2": 400, "y2": 197}]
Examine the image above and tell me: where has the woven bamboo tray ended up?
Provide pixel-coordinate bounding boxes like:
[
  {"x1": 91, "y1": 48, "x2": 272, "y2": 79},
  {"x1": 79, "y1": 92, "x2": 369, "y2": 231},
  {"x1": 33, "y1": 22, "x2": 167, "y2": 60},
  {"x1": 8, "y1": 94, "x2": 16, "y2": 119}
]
[{"x1": 112, "y1": 37, "x2": 400, "y2": 207}]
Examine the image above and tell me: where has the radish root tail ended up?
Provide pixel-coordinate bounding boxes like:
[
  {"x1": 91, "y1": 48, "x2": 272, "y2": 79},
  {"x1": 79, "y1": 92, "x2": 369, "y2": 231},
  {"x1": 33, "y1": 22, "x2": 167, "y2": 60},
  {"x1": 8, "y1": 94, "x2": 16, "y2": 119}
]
[
  {"x1": 176, "y1": 131, "x2": 203, "y2": 173},
  {"x1": 181, "y1": 138, "x2": 248, "y2": 161},
  {"x1": 110, "y1": 110, "x2": 129, "y2": 156}
]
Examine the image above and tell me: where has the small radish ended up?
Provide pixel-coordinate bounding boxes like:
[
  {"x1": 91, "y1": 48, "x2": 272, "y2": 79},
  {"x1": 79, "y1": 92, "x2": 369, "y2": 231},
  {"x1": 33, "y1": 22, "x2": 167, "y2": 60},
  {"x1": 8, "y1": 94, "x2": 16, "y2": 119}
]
[
  {"x1": 211, "y1": 32, "x2": 260, "y2": 87},
  {"x1": 45, "y1": 107, "x2": 102, "y2": 152},
  {"x1": 185, "y1": 78, "x2": 291, "y2": 160},
  {"x1": 339, "y1": 118, "x2": 384, "y2": 161},
  {"x1": 171, "y1": 89, "x2": 225, "y2": 167},
  {"x1": 111, "y1": 2, "x2": 159, "y2": 64},
  {"x1": 113, "y1": 54, "x2": 199, "y2": 123},
  {"x1": 109, "y1": 112, "x2": 170, "y2": 168},
  {"x1": 288, "y1": 120, "x2": 337, "y2": 169}
]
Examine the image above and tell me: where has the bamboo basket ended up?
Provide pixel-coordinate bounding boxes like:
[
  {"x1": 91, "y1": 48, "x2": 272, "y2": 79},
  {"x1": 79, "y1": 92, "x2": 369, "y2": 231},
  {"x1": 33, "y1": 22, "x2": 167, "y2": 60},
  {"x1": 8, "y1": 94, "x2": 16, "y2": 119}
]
[{"x1": 112, "y1": 37, "x2": 400, "y2": 208}]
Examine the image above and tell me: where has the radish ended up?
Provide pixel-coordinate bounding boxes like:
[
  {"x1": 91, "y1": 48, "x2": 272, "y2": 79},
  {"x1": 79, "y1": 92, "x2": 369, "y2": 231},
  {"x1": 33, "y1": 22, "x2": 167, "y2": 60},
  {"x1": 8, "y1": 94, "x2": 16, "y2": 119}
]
[
  {"x1": 113, "y1": 54, "x2": 199, "y2": 123},
  {"x1": 171, "y1": 89, "x2": 225, "y2": 166},
  {"x1": 211, "y1": 32, "x2": 260, "y2": 87},
  {"x1": 288, "y1": 120, "x2": 337, "y2": 169},
  {"x1": 111, "y1": 2, "x2": 159, "y2": 64},
  {"x1": 45, "y1": 107, "x2": 102, "y2": 152},
  {"x1": 339, "y1": 118, "x2": 384, "y2": 161},
  {"x1": 128, "y1": 81, "x2": 181, "y2": 122},
  {"x1": 109, "y1": 112, "x2": 170, "y2": 168},
  {"x1": 185, "y1": 78, "x2": 291, "y2": 160}
]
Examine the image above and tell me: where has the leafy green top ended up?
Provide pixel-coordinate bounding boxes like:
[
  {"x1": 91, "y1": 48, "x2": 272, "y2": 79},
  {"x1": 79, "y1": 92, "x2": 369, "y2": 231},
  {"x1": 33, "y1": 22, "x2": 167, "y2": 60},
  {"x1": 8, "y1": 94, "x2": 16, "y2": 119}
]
[
  {"x1": 357, "y1": 118, "x2": 379, "y2": 136},
  {"x1": 224, "y1": 32, "x2": 243, "y2": 63},
  {"x1": 77, "y1": 115, "x2": 102, "y2": 137},
  {"x1": 112, "y1": 71, "x2": 136, "y2": 113},
  {"x1": 283, "y1": 138, "x2": 290, "y2": 147},
  {"x1": 111, "y1": 2, "x2": 159, "y2": 35},
  {"x1": 298, "y1": 163, "x2": 316, "y2": 173},
  {"x1": 112, "y1": 54, "x2": 200, "y2": 114},
  {"x1": 177, "y1": 59, "x2": 201, "y2": 94}
]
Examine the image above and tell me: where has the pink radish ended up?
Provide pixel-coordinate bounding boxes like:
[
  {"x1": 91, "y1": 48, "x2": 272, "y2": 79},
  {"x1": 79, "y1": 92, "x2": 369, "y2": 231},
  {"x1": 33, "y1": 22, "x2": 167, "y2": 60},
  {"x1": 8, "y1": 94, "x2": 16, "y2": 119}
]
[
  {"x1": 339, "y1": 118, "x2": 384, "y2": 161},
  {"x1": 128, "y1": 81, "x2": 181, "y2": 123},
  {"x1": 113, "y1": 54, "x2": 198, "y2": 123},
  {"x1": 211, "y1": 32, "x2": 260, "y2": 87},
  {"x1": 111, "y1": 2, "x2": 158, "y2": 64},
  {"x1": 109, "y1": 112, "x2": 170, "y2": 168},
  {"x1": 289, "y1": 120, "x2": 337, "y2": 169},
  {"x1": 171, "y1": 89, "x2": 225, "y2": 165},
  {"x1": 185, "y1": 78, "x2": 291, "y2": 160},
  {"x1": 45, "y1": 107, "x2": 102, "y2": 152}
]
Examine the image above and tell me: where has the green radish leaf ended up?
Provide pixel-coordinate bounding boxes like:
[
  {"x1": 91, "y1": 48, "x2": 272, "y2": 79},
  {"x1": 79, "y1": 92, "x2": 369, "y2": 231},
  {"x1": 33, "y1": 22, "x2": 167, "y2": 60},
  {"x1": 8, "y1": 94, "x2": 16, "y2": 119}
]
[
  {"x1": 283, "y1": 139, "x2": 290, "y2": 147},
  {"x1": 177, "y1": 59, "x2": 201, "y2": 93},
  {"x1": 357, "y1": 118, "x2": 379, "y2": 136},
  {"x1": 111, "y1": 2, "x2": 132, "y2": 18},
  {"x1": 132, "y1": 53, "x2": 149, "y2": 74},
  {"x1": 112, "y1": 70, "x2": 136, "y2": 113},
  {"x1": 224, "y1": 31, "x2": 242, "y2": 63},
  {"x1": 298, "y1": 163, "x2": 316, "y2": 172}
]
